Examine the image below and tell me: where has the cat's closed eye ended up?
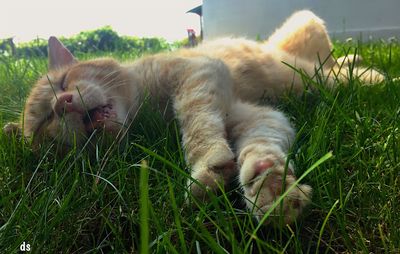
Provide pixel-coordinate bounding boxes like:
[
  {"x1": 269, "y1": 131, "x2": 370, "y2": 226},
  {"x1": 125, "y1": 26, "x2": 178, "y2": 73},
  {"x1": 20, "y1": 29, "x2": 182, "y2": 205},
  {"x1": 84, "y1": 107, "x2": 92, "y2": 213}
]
[{"x1": 59, "y1": 73, "x2": 68, "y2": 91}]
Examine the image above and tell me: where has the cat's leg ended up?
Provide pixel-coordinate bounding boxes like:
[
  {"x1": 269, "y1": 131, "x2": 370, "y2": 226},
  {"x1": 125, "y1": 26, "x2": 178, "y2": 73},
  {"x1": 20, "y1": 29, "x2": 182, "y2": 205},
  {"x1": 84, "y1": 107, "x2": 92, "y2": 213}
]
[
  {"x1": 266, "y1": 10, "x2": 336, "y2": 68},
  {"x1": 174, "y1": 57, "x2": 236, "y2": 200},
  {"x1": 227, "y1": 100, "x2": 312, "y2": 225}
]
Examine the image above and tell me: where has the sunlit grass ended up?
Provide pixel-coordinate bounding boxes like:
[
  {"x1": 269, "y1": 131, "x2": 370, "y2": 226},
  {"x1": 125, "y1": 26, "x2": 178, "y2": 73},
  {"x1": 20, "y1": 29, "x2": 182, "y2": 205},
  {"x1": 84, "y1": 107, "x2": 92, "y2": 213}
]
[{"x1": 0, "y1": 40, "x2": 399, "y2": 253}]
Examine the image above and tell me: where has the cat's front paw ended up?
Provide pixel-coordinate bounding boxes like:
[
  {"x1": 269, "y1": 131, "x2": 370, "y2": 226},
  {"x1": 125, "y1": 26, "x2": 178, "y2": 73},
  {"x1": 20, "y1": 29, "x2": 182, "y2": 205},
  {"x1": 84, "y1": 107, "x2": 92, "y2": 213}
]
[
  {"x1": 188, "y1": 145, "x2": 236, "y2": 201},
  {"x1": 3, "y1": 122, "x2": 21, "y2": 137},
  {"x1": 241, "y1": 153, "x2": 312, "y2": 225}
]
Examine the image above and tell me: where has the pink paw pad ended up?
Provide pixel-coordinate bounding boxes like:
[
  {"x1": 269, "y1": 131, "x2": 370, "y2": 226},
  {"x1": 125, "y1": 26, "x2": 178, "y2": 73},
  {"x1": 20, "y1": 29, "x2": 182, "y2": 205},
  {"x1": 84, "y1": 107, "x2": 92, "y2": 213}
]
[{"x1": 254, "y1": 159, "x2": 275, "y2": 178}]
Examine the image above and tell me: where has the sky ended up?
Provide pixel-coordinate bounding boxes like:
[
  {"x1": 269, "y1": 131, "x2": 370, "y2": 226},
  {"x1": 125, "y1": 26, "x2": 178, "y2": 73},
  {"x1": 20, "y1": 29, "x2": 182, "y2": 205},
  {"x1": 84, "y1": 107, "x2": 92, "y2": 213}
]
[{"x1": 1, "y1": 0, "x2": 202, "y2": 43}]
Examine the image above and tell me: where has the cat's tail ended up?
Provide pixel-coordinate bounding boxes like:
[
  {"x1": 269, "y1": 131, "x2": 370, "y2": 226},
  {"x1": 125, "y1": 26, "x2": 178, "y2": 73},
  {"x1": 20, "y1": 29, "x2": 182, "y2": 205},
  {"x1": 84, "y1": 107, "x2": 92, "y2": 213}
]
[
  {"x1": 336, "y1": 54, "x2": 363, "y2": 67},
  {"x1": 330, "y1": 54, "x2": 385, "y2": 84},
  {"x1": 331, "y1": 66, "x2": 385, "y2": 84},
  {"x1": 266, "y1": 10, "x2": 336, "y2": 68}
]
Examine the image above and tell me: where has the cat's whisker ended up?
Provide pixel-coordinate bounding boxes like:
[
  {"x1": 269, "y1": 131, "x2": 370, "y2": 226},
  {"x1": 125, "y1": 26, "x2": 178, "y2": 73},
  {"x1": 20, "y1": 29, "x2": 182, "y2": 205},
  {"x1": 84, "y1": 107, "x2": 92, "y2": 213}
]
[
  {"x1": 98, "y1": 70, "x2": 124, "y2": 87},
  {"x1": 102, "y1": 80, "x2": 128, "y2": 90},
  {"x1": 100, "y1": 69, "x2": 121, "y2": 82},
  {"x1": 73, "y1": 80, "x2": 127, "y2": 106},
  {"x1": 99, "y1": 83, "x2": 129, "y2": 97},
  {"x1": 106, "y1": 95, "x2": 126, "y2": 100},
  {"x1": 101, "y1": 78, "x2": 128, "y2": 91}
]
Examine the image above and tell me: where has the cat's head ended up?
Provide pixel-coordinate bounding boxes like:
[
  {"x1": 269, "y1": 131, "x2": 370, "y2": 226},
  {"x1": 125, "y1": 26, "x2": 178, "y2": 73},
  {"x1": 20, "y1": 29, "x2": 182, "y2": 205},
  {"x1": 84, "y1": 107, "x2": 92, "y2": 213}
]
[{"x1": 4, "y1": 37, "x2": 134, "y2": 150}]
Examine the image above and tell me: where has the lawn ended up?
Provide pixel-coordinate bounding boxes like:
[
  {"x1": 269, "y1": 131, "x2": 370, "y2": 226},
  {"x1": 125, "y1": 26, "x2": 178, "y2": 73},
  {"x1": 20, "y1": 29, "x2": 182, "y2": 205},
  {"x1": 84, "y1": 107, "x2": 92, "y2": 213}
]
[{"x1": 0, "y1": 40, "x2": 399, "y2": 253}]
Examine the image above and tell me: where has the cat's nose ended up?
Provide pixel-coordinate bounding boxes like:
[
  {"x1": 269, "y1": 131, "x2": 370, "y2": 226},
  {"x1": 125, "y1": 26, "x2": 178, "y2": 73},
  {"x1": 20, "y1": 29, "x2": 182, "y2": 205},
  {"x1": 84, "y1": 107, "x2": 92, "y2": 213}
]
[
  {"x1": 54, "y1": 93, "x2": 83, "y2": 116},
  {"x1": 54, "y1": 93, "x2": 73, "y2": 116}
]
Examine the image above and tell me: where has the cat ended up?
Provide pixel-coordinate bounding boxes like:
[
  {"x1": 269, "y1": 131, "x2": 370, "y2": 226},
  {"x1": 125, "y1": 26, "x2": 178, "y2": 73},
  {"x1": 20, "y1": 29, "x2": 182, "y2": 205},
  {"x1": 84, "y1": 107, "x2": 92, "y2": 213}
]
[{"x1": 3, "y1": 10, "x2": 385, "y2": 225}]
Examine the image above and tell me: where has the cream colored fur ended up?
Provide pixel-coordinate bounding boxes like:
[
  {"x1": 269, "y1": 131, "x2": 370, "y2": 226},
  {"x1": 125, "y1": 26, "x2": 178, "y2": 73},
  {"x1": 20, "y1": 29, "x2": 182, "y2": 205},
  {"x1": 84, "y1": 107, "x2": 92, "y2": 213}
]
[{"x1": 3, "y1": 10, "x2": 386, "y2": 225}]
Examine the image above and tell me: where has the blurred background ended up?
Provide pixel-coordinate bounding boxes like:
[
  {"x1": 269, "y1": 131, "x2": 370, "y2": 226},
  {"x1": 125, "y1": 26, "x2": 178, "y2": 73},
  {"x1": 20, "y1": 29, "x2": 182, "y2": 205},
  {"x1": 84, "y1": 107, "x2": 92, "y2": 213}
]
[
  {"x1": 2, "y1": 0, "x2": 400, "y2": 57},
  {"x1": 1, "y1": 0, "x2": 202, "y2": 43}
]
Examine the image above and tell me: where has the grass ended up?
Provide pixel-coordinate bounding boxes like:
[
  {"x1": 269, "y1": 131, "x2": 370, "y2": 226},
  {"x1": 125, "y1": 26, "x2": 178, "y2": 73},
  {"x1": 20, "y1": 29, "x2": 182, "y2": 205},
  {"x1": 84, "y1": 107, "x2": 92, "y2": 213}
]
[{"x1": 0, "y1": 40, "x2": 400, "y2": 253}]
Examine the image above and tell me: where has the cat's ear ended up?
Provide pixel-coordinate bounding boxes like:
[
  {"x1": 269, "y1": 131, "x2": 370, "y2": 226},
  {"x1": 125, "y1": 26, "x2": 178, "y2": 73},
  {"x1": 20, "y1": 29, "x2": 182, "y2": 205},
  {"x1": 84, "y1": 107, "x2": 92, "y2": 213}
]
[{"x1": 48, "y1": 36, "x2": 77, "y2": 70}]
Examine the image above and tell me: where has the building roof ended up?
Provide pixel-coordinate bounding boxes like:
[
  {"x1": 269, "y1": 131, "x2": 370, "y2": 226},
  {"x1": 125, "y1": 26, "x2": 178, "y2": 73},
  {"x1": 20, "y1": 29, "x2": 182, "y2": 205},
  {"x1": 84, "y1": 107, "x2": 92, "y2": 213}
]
[{"x1": 186, "y1": 5, "x2": 202, "y2": 16}]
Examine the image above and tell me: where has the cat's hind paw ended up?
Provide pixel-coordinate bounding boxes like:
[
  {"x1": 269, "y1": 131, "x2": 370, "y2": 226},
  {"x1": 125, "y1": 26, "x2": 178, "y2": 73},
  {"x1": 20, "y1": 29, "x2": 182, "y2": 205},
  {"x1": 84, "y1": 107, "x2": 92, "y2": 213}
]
[
  {"x1": 241, "y1": 154, "x2": 312, "y2": 225},
  {"x1": 187, "y1": 146, "x2": 237, "y2": 201}
]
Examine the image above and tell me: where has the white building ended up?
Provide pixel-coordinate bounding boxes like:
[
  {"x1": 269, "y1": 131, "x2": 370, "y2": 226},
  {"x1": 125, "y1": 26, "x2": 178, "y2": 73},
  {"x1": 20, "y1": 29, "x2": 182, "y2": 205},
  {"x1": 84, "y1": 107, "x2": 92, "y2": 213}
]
[{"x1": 201, "y1": 0, "x2": 400, "y2": 41}]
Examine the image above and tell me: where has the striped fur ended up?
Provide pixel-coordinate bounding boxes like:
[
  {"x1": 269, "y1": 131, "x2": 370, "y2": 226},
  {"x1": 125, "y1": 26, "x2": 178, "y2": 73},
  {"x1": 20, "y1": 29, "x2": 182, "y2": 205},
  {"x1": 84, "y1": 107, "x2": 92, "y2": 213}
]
[{"x1": 4, "y1": 10, "x2": 385, "y2": 224}]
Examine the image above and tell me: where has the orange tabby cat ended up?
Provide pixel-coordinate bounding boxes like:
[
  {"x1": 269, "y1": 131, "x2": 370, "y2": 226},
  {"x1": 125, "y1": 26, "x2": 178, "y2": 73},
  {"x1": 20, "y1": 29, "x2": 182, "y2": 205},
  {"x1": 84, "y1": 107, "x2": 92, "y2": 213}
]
[{"x1": 3, "y1": 10, "x2": 384, "y2": 224}]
